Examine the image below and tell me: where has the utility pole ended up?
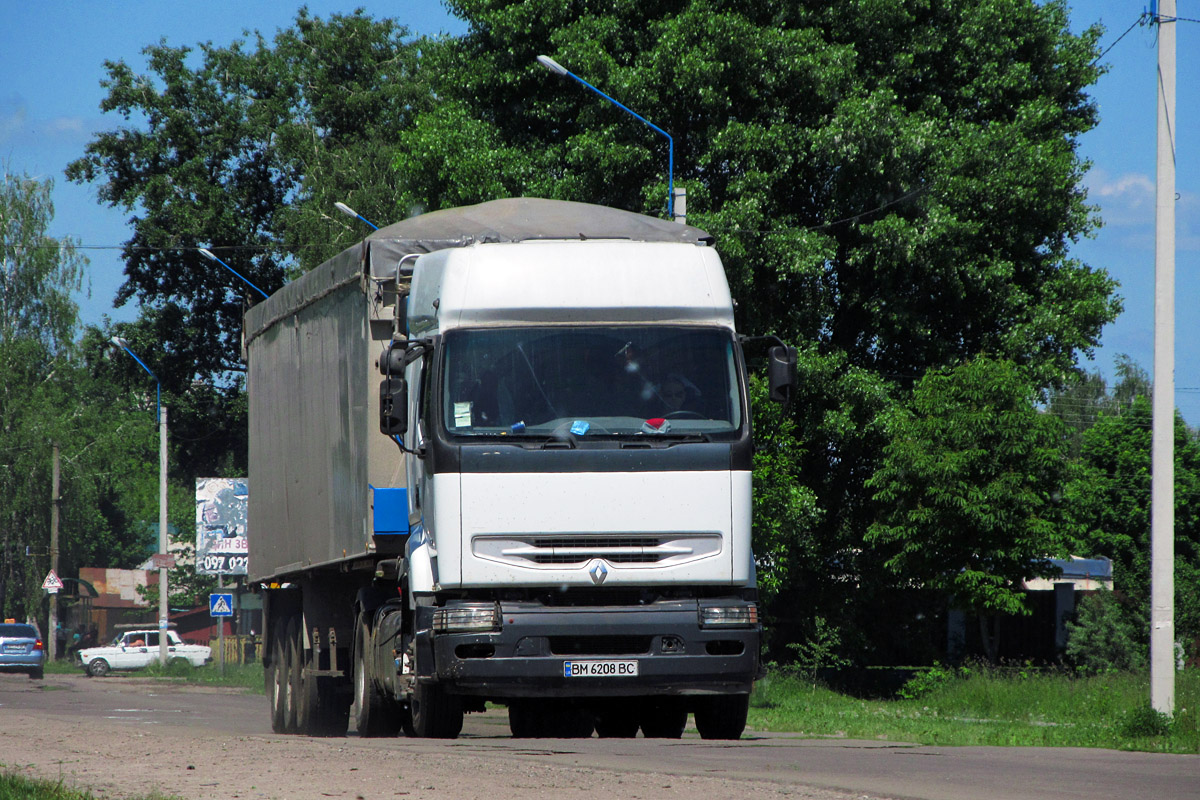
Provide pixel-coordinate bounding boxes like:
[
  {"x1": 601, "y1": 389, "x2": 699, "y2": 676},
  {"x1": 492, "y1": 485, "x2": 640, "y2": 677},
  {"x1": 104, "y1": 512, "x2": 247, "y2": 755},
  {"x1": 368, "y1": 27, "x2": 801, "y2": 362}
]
[
  {"x1": 1151, "y1": 0, "x2": 1176, "y2": 716},
  {"x1": 48, "y1": 444, "x2": 60, "y2": 662},
  {"x1": 217, "y1": 573, "x2": 226, "y2": 675},
  {"x1": 159, "y1": 406, "x2": 169, "y2": 666},
  {"x1": 108, "y1": 337, "x2": 170, "y2": 664}
]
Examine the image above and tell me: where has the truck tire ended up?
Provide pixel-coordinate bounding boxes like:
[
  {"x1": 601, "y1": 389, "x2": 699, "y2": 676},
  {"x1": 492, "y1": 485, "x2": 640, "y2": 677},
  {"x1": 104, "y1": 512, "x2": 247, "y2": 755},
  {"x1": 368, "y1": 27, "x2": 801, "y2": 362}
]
[
  {"x1": 507, "y1": 700, "x2": 543, "y2": 738},
  {"x1": 693, "y1": 694, "x2": 749, "y2": 740},
  {"x1": 304, "y1": 674, "x2": 351, "y2": 737},
  {"x1": 352, "y1": 619, "x2": 400, "y2": 737},
  {"x1": 284, "y1": 617, "x2": 302, "y2": 733},
  {"x1": 269, "y1": 631, "x2": 289, "y2": 733},
  {"x1": 509, "y1": 701, "x2": 593, "y2": 738},
  {"x1": 320, "y1": 676, "x2": 353, "y2": 737},
  {"x1": 594, "y1": 701, "x2": 639, "y2": 738},
  {"x1": 550, "y1": 704, "x2": 594, "y2": 738},
  {"x1": 295, "y1": 625, "x2": 316, "y2": 735},
  {"x1": 639, "y1": 698, "x2": 687, "y2": 738},
  {"x1": 410, "y1": 681, "x2": 463, "y2": 739}
]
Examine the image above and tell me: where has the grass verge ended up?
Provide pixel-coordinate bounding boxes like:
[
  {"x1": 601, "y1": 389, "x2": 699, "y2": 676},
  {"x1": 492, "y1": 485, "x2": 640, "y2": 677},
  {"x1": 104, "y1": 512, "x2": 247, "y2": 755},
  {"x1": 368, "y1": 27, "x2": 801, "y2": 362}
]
[
  {"x1": 0, "y1": 772, "x2": 179, "y2": 800},
  {"x1": 749, "y1": 665, "x2": 1199, "y2": 753},
  {"x1": 40, "y1": 658, "x2": 264, "y2": 693}
]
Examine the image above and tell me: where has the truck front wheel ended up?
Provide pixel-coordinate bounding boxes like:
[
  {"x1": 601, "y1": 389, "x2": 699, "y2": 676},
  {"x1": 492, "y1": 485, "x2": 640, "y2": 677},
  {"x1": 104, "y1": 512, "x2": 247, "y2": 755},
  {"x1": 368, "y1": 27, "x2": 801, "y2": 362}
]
[
  {"x1": 693, "y1": 694, "x2": 749, "y2": 740},
  {"x1": 410, "y1": 681, "x2": 463, "y2": 739}
]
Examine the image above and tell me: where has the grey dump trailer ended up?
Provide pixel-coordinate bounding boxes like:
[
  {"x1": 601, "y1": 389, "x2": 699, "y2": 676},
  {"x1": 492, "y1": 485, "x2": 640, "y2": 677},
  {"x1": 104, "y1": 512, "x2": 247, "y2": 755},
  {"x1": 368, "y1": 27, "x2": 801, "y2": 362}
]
[{"x1": 247, "y1": 198, "x2": 796, "y2": 739}]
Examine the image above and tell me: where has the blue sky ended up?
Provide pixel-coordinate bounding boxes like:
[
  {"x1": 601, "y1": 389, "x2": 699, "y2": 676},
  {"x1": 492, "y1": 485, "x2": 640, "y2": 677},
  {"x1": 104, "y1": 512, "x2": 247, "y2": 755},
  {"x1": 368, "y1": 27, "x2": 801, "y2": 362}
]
[{"x1": 2, "y1": 2, "x2": 1198, "y2": 419}]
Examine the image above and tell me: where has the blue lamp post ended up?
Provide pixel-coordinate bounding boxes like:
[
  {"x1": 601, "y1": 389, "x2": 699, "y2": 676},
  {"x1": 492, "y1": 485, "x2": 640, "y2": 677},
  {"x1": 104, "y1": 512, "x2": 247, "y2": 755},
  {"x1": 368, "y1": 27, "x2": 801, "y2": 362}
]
[
  {"x1": 111, "y1": 336, "x2": 170, "y2": 666},
  {"x1": 199, "y1": 249, "x2": 270, "y2": 300},
  {"x1": 334, "y1": 201, "x2": 380, "y2": 231},
  {"x1": 536, "y1": 55, "x2": 677, "y2": 220}
]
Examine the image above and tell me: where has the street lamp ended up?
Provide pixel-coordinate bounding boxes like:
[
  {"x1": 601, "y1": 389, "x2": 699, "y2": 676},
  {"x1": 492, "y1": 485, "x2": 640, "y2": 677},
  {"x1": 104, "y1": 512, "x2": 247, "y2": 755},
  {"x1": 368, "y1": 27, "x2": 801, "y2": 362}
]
[
  {"x1": 334, "y1": 201, "x2": 380, "y2": 231},
  {"x1": 198, "y1": 249, "x2": 270, "y2": 300},
  {"x1": 536, "y1": 54, "x2": 679, "y2": 220},
  {"x1": 111, "y1": 336, "x2": 170, "y2": 667}
]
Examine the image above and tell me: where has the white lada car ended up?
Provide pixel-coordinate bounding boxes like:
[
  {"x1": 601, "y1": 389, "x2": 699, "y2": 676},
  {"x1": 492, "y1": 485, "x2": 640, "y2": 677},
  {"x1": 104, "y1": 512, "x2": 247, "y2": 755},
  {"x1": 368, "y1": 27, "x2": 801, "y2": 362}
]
[{"x1": 79, "y1": 629, "x2": 212, "y2": 676}]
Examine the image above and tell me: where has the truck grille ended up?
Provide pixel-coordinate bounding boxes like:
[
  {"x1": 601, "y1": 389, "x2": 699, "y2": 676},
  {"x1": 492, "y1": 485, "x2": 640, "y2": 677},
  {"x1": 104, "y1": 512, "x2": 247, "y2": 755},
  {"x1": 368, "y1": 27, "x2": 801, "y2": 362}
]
[
  {"x1": 472, "y1": 533, "x2": 721, "y2": 568},
  {"x1": 549, "y1": 635, "x2": 653, "y2": 655}
]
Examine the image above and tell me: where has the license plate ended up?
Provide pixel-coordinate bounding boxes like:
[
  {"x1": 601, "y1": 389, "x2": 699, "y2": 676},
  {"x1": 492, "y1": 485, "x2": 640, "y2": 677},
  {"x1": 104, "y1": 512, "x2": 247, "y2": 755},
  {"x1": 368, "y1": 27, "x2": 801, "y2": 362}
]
[
  {"x1": 563, "y1": 660, "x2": 639, "y2": 678},
  {"x1": 4, "y1": 645, "x2": 23, "y2": 654}
]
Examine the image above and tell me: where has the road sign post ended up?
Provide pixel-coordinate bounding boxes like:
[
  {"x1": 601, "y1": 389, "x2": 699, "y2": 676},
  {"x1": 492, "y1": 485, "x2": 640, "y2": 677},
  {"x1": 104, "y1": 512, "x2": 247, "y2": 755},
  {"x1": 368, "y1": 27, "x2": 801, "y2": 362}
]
[{"x1": 210, "y1": 591, "x2": 234, "y2": 675}]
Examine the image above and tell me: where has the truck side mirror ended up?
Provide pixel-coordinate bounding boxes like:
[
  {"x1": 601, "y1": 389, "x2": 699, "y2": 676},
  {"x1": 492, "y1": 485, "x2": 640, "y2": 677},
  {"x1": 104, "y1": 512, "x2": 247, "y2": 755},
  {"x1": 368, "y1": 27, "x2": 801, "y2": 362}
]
[
  {"x1": 379, "y1": 344, "x2": 406, "y2": 376},
  {"x1": 767, "y1": 345, "x2": 798, "y2": 404},
  {"x1": 380, "y1": 376, "x2": 409, "y2": 436}
]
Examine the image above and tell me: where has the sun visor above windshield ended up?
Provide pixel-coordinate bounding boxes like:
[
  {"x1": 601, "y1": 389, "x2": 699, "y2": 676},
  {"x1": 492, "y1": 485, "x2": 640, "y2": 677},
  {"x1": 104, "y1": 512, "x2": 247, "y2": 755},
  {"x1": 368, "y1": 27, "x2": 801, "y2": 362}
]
[{"x1": 361, "y1": 197, "x2": 714, "y2": 281}]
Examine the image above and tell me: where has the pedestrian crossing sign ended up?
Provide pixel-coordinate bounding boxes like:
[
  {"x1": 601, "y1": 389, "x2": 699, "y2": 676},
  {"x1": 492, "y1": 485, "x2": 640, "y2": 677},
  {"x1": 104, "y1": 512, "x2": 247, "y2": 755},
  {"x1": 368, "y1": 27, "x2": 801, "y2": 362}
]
[{"x1": 209, "y1": 593, "x2": 234, "y2": 617}]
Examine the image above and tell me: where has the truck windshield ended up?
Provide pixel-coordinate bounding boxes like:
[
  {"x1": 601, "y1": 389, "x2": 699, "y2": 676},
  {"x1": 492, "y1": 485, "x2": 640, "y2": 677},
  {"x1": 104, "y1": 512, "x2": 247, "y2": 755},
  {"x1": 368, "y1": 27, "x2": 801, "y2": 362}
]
[{"x1": 442, "y1": 326, "x2": 743, "y2": 438}]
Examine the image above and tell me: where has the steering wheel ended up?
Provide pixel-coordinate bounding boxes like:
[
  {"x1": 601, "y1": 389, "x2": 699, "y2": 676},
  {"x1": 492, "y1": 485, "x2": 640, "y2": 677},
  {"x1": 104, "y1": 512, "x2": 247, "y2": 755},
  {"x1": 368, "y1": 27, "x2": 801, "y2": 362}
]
[{"x1": 664, "y1": 410, "x2": 705, "y2": 420}]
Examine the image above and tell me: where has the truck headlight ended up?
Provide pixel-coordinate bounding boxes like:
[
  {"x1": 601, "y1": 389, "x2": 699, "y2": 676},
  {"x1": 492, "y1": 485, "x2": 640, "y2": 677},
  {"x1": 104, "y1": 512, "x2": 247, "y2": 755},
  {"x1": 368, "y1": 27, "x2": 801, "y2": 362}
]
[
  {"x1": 699, "y1": 603, "x2": 758, "y2": 628},
  {"x1": 433, "y1": 603, "x2": 501, "y2": 633}
]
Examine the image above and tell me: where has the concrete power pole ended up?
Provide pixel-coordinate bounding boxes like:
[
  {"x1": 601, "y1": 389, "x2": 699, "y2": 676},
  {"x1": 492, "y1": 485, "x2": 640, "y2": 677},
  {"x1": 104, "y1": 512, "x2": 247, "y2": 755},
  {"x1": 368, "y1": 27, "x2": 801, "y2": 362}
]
[
  {"x1": 49, "y1": 444, "x2": 60, "y2": 662},
  {"x1": 159, "y1": 405, "x2": 169, "y2": 666},
  {"x1": 1151, "y1": 0, "x2": 1176, "y2": 716}
]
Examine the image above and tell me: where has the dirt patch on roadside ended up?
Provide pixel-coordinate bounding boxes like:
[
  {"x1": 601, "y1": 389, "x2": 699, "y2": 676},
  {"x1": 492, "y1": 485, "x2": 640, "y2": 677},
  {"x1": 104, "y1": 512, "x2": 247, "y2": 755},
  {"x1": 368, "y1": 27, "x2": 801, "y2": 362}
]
[{"x1": 0, "y1": 675, "x2": 864, "y2": 800}]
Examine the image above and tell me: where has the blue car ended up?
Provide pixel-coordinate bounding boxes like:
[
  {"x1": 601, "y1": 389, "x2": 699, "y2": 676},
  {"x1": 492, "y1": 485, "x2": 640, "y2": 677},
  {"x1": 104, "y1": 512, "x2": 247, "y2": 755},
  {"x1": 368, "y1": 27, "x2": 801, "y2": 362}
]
[{"x1": 0, "y1": 623, "x2": 45, "y2": 680}]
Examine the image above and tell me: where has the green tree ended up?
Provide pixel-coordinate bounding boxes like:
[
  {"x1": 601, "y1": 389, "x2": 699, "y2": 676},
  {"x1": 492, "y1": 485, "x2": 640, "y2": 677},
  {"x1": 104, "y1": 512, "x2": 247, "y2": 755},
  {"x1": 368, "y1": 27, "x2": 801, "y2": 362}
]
[
  {"x1": 0, "y1": 172, "x2": 163, "y2": 623},
  {"x1": 1, "y1": 170, "x2": 88, "y2": 352},
  {"x1": 416, "y1": 0, "x2": 1117, "y2": 380},
  {"x1": 866, "y1": 356, "x2": 1075, "y2": 660},
  {"x1": 1065, "y1": 589, "x2": 1146, "y2": 674},
  {"x1": 748, "y1": 372, "x2": 822, "y2": 608},
  {"x1": 66, "y1": 11, "x2": 428, "y2": 476},
  {"x1": 1063, "y1": 363, "x2": 1200, "y2": 653}
]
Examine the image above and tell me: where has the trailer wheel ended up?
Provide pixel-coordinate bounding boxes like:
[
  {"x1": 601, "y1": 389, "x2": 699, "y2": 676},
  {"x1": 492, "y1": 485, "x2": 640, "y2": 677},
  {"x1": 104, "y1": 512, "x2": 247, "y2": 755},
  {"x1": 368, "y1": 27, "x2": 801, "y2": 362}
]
[
  {"x1": 410, "y1": 681, "x2": 462, "y2": 739},
  {"x1": 352, "y1": 618, "x2": 400, "y2": 737},
  {"x1": 268, "y1": 631, "x2": 288, "y2": 733},
  {"x1": 284, "y1": 617, "x2": 303, "y2": 733},
  {"x1": 295, "y1": 625, "x2": 317, "y2": 734},
  {"x1": 694, "y1": 694, "x2": 749, "y2": 740},
  {"x1": 639, "y1": 698, "x2": 687, "y2": 738}
]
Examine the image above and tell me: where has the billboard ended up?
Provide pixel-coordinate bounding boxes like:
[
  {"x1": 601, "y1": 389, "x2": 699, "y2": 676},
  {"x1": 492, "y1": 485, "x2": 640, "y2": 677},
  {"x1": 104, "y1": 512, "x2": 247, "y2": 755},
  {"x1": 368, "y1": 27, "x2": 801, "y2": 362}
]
[{"x1": 195, "y1": 478, "x2": 248, "y2": 575}]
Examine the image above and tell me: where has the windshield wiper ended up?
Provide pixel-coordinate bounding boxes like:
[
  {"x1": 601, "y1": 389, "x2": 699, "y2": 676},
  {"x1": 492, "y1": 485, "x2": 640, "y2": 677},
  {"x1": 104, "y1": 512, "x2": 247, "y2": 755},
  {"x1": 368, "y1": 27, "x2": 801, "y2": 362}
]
[{"x1": 617, "y1": 432, "x2": 711, "y2": 446}]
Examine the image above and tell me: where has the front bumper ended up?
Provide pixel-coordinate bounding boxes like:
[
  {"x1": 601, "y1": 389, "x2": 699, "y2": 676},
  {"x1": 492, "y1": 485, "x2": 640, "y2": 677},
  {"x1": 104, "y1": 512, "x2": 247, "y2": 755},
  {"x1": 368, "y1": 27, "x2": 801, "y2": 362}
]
[{"x1": 424, "y1": 599, "x2": 759, "y2": 699}]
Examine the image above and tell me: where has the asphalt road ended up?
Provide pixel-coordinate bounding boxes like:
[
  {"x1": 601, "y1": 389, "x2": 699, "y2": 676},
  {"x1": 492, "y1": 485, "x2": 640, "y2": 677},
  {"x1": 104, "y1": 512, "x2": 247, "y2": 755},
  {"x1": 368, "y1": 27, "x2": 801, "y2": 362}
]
[{"x1": 1, "y1": 673, "x2": 1196, "y2": 800}]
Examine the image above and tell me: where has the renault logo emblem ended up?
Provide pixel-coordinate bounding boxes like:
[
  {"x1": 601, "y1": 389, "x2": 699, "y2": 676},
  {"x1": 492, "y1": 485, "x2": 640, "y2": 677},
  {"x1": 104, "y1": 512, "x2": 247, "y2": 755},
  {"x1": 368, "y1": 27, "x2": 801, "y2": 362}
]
[{"x1": 589, "y1": 561, "x2": 608, "y2": 585}]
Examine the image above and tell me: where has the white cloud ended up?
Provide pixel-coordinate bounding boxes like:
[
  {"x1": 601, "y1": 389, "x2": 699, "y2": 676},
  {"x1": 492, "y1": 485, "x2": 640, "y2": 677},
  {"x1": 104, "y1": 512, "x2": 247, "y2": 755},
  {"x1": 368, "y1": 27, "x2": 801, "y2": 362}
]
[
  {"x1": 0, "y1": 98, "x2": 28, "y2": 147},
  {"x1": 1084, "y1": 169, "x2": 1200, "y2": 251},
  {"x1": 1087, "y1": 169, "x2": 1155, "y2": 227},
  {"x1": 47, "y1": 117, "x2": 87, "y2": 136}
]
